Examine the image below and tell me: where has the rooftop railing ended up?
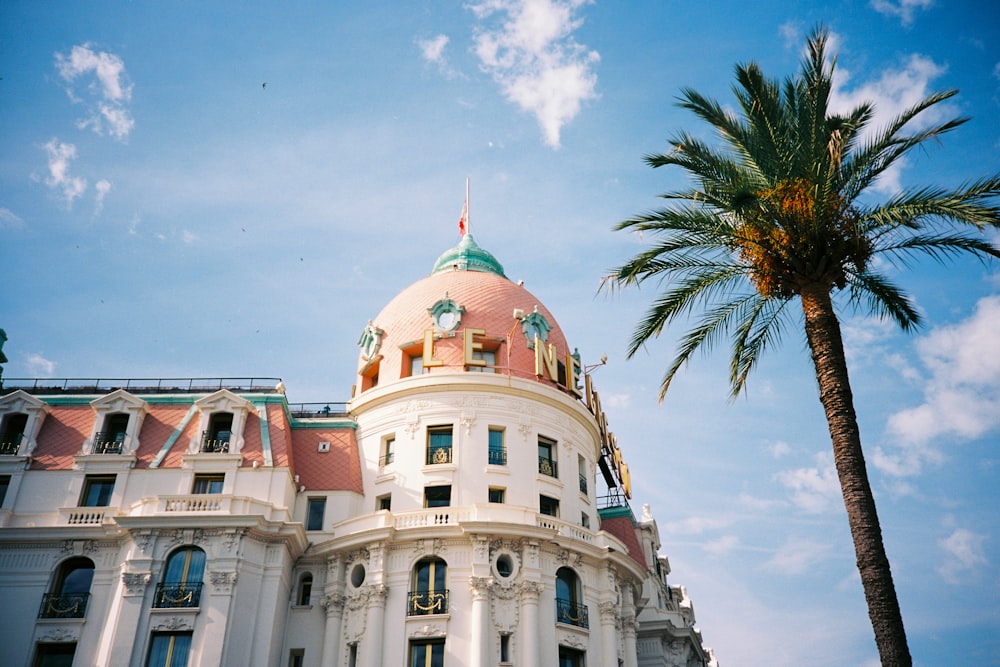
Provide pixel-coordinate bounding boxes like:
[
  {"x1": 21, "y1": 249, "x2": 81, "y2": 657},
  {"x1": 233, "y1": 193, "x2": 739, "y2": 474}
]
[{"x1": 2, "y1": 377, "x2": 284, "y2": 395}]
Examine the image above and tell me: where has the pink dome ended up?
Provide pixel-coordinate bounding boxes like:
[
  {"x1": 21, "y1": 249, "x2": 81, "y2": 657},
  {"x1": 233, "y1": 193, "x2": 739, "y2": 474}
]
[{"x1": 355, "y1": 237, "x2": 571, "y2": 392}]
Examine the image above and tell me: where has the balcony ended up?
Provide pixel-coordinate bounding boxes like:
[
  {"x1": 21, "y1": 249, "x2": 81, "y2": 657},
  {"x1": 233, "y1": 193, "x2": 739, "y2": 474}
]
[
  {"x1": 488, "y1": 448, "x2": 507, "y2": 465},
  {"x1": 578, "y1": 474, "x2": 588, "y2": 494},
  {"x1": 153, "y1": 582, "x2": 202, "y2": 608},
  {"x1": 39, "y1": 592, "x2": 90, "y2": 619},
  {"x1": 0, "y1": 432, "x2": 22, "y2": 455},
  {"x1": 200, "y1": 430, "x2": 231, "y2": 453},
  {"x1": 408, "y1": 589, "x2": 449, "y2": 616},
  {"x1": 379, "y1": 452, "x2": 394, "y2": 467},
  {"x1": 61, "y1": 507, "x2": 116, "y2": 525},
  {"x1": 93, "y1": 431, "x2": 125, "y2": 454},
  {"x1": 123, "y1": 494, "x2": 287, "y2": 522},
  {"x1": 426, "y1": 446, "x2": 452, "y2": 465},
  {"x1": 556, "y1": 598, "x2": 589, "y2": 628},
  {"x1": 538, "y1": 456, "x2": 558, "y2": 477}
]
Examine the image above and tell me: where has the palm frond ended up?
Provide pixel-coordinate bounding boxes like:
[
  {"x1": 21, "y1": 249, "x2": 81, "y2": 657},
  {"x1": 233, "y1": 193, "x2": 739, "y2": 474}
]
[
  {"x1": 730, "y1": 295, "x2": 793, "y2": 397},
  {"x1": 846, "y1": 271, "x2": 921, "y2": 331}
]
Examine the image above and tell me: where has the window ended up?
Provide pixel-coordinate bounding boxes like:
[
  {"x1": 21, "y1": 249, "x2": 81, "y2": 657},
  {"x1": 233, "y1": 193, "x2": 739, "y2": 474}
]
[
  {"x1": 296, "y1": 573, "x2": 313, "y2": 606},
  {"x1": 409, "y1": 639, "x2": 445, "y2": 667},
  {"x1": 468, "y1": 349, "x2": 496, "y2": 373},
  {"x1": 80, "y1": 475, "x2": 115, "y2": 507},
  {"x1": 202, "y1": 412, "x2": 233, "y2": 452},
  {"x1": 95, "y1": 413, "x2": 129, "y2": 454},
  {"x1": 154, "y1": 547, "x2": 205, "y2": 608},
  {"x1": 409, "y1": 558, "x2": 448, "y2": 616},
  {"x1": 377, "y1": 494, "x2": 392, "y2": 511},
  {"x1": 581, "y1": 512, "x2": 590, "y2": 529},
  {"x1": 348, "y1": 644, "x2": 358, "y2": 667},
  {"x1": 410, "y1": 354, "x2": 424, "y2": 377},
  {"x1": 578, "y1": 454, "x2": 587, "y2": 494},
  {"x1": 0, "y1": 474, "x2": 10, "y2": 506},
  {"x1": 539, "y1": 495, "x2": 559, "y2": 517},
  {"x1": 289, "y1": 649, "x2": 304, "y2": 667},
  {"x1": 39, "y1": 557, "x2": 94, "y2": 619},
  {"x1": 538, "y1": 436, "x2": 557, "y2": 477},
  {"x1": 192, "y1": 474, "x2": 224, "y2": 494},
  {"x1": 32, "y1": 643, "x2": 77, "y2": 667},
  {"x1": 0, "y1": 412, "x2": 27, "y2": 455},
  {"x1": 488, "y1": 487, "x2": 505, "y2": 504},
  {"x1": 488, "y1": 427, "x2": 506, "y2": 465},
  {"x1": 147, "y1": 632, "x2": 192, "y2": 667},
  {"x1": 424, "y1": 486, "x2": 451, "y2": 508},
  {"x1": 380, "y1": 435, "x2": 395, "y2": 467},
  {"x1": 500, "y1": 634, "x2": 511, "y2": 663},
  {"x1": 558, "y1": 646, "x2": 586, "y2": 667},
  {"x1": 426, "y1": 425, "x2": 453, "y2": 465},
  {"x1": 556, "y1": 567, "x2": 588, "y2": 628},
  {"x1": 306, "y1": 498, "x2": 326, "y2": 531}
]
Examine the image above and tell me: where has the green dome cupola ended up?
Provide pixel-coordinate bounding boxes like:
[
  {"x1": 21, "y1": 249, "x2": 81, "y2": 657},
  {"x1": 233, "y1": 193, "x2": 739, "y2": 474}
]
[{"x1": 431, "y1": 234, "x2": 506, "y2": 277}]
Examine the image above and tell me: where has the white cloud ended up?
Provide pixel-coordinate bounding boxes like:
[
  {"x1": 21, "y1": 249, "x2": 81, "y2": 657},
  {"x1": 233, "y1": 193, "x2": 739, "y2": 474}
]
[
  {"x1": 829, "y1": 47, "x2": 952, "y2": 194},
  {"x1": 937, "y1": 528, "x2": 988, "y2": 583},
  {"x1": 776, "y1": 451, "x2": 842, "y2": 514},
  {"x1": 0, "y1": 208, "x2": 25, "y2": 229},
  {"x1": 41, "y1": 139, "x2": 87, "y2": 207},
  {"x1": 26, "y1": 353, "x2": 56, "y2": 377},
  {"x1": 870, "y1": 0, "x2": 933, "y2": 27},
  {"x1": 762, "y1": 538, "x2": 833, "y2": 575},
  {"x1": 879, "y1": 295, "x2": 1000, "y2": 479},
  {"x1": 55, "y1": 43, "x2": 134, "y2": 140},
  {"x1": 767, "y1": 440, "x2": 792, "y2": 458},
  {"x1": 182, "y1": 230, "x2": 198, "y2": 244},
  {"x1": 703, "y1": 534, "x2": 740, "y2": 557},
  {"x1": 470, "y1": 0, "x2": 599, "y2": 148},
  {"x1": 94, "y1": 179, "x2": 112, "y2": 214},
  {"x1": 419, "y1": 35, "x2": 449, "y2": 64},
  {"x1": 663, "y1": 515, "x2": 730, "y2": 536}
]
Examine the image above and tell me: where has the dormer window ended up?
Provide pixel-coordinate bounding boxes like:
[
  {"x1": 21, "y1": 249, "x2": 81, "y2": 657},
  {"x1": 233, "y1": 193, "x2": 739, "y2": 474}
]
[
  {"x1": 0, "y1": 390, "x2": 49, "y2": 457},
  {"x1": 83, "y1": 390, "x2": 148, "y2": 457},
  {"x1": 188, "y1": 390, "x2": 254, "y2": 457}
]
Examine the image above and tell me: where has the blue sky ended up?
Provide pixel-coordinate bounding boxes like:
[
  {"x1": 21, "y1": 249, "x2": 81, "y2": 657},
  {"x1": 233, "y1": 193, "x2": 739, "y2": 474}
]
[{"x1": 2, "y1": 1, "x2": 999, "y2": 665}]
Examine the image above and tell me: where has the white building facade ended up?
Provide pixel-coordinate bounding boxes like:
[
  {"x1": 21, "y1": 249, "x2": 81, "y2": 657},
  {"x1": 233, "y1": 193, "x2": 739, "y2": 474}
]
[{"x1": 0, "y1": 235, "x2": 715, "y2": 667}]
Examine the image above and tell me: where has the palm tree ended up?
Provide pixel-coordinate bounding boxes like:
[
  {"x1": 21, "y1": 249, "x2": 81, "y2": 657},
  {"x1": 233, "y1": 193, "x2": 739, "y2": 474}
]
[{"x1": 606, "y1": 28, "x2": 1000, "y2": 666}]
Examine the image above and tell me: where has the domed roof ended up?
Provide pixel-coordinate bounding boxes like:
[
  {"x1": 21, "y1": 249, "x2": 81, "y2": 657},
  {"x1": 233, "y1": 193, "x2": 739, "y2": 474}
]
[{"x1": 356, "y1": 237, "x2": 571, "y2": 390}]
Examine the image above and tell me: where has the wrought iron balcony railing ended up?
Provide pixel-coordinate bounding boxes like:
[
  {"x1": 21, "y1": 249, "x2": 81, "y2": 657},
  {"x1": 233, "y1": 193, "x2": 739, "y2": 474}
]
[
  {"x1": 538, "y1": 456, "x2": 558, "y2": 477},
  {"x1": 201, "y1": 431, "x2": 231, "y2": 453},
  {"x1": 578, "y1": 474, "x2": 588, "y2": 494},
  {"x1": 407, "y1": 589, "x2": 449, "y2": 616},
  {"x1": 0, "y1": 432, "x2": 22, "y2": 455},
  {"x1": 426, "y1": 446, "x2": 452, "y2": 465},
  {"x1": 39, "y1": 592, "x2": 90, "y2": 619},
  {"x1": 488, "y1": 448, "x2": 507, "y2": 465},
  {"x1": 153, "y1": 582, "x2": 203, "y2": 608},
  {"x1": 556, "y1": 597, "x2": 589, "y2": 628},
  {"x1": 93, "y1": 431, "x2": 125, "y2": 454},
  {"x1": 379, "y1": 452, "x2": 394, "y2": 467}
]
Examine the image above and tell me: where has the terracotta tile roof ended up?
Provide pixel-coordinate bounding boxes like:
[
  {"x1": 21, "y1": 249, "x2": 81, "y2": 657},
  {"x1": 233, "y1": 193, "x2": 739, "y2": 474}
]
[
  {"x1": 599, "y1": 513, "x2": 648, "y2": 570},
  {"x1": 290, "y1": 429, "x2": 362, "y2": 493},
  {"x1": 29, "y1": 406, "x2": 90, "y2": 470}
]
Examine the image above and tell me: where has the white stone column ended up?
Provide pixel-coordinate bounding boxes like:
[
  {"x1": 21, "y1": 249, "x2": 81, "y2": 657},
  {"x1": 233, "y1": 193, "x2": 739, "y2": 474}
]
[
  {"x1": 519, "y1": 581, "x2": 543, "y2": 666},
  {"x1": 362, "y1": 584, "x2": 388, "y2": 667},
  {"x1": 600, "y1": 601, "x2": 620, "y2": 667},
  {"x1": 321, "y1": 592, "x2": 347, "y2": 666},
  {"x1": 621, "y1": 585, "x2": 638, "y2": 667},
  {"x1": 470, "y1": 577, "x2": 491, "y2": 666},
  {"x1": 104, "y1": 570, "x2": 151, "y2": 666}
]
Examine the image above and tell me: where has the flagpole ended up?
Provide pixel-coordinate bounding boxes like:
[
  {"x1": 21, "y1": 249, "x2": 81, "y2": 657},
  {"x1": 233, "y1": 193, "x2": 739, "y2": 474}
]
[{"x1": 466, "y1": 177, "x2": 470, "y2": 237}]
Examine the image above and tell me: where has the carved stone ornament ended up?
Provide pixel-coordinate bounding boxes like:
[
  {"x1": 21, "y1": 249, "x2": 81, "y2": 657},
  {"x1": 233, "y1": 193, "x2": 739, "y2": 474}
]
[
  {"x1": 410, "y1": 622, "x2": 447, "y2": 638},
  {"x1": 39, "y1": 627, "x2": 78, "y2": 642},
  {"x1": 122, "y1": 571, "x2": 151, "y2": 596},
  {"x1": 151, "y1": 615, "x2": 194, "y2": 632},
  {"x1": 209, "y1": 570, "x2": 238, "y2": 595},
  {"x1": 321, "y1": 592, "x2": 346, "y2": 613}
]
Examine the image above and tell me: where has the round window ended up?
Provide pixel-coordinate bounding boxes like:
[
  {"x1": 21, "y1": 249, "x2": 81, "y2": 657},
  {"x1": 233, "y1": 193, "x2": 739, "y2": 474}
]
[
  {"x1": 350, "y1": 563, "x2": 366, "y2": 588},
  {"x1": 496, "y1": 554, "x2": 514, "y2": 578}
]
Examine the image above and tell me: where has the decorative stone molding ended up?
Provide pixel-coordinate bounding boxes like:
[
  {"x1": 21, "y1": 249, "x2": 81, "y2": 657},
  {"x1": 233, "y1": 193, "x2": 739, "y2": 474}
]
[
  {"x1": 150, "y1": 614, "x2": 194, "y2": 632},
  {"x1": 364, "y1": 584, "x2": 388, "y2": 609},
  {"x1": 122, "y1": 571, "x2": 151, "y2": 596},
  {"x1": 209, "y1": 570, "x2": 238, "y2": 595},
  {"x1": 0, "y1": 390, "x2": 49, "y2": 456},
  {"x1": 82, "y1": 389, "x2": 148, "y2": 456},
  {"x1": 409, "y1": 622, "x2": 447, "y2": 638},
  {"x1": 321, "y1": 592, "x2": 346, "y2": 615},
  {"x1": 520, "y1": 580, "x2": 544, "y2": 601},
  {"x1": 37, "y1": 627, "x2": 78, "y2": 642},
  {"x1": 470, "y1": 576, "x2": 493, "y2": 600}
]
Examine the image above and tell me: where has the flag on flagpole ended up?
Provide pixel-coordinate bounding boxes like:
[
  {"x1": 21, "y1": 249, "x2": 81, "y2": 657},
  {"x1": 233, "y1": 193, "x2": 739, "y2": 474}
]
[{"x1": 458, "y1": 198, "x2": 468, "y2": 236}]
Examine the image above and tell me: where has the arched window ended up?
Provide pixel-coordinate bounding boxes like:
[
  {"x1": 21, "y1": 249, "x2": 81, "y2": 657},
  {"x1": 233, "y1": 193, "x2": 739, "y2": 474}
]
[
  {"x1": 154, "y1": 547, "x2": 205, "y2": 608},
  {"x1": 555, "y1": 567, "x2": 588, "y2": 628},
  {"x1": 408, "y1": 557, "x2": 448, "y2": 616},
  {"x1": 40, "y1": 557, "x2": 94, "y2": 619},
  {"x1": 296, "y1": 573, "x2": 313, "y2": 606},
  {"x1": 202, "y1": 412, "x2": 233, "y2": 452}
]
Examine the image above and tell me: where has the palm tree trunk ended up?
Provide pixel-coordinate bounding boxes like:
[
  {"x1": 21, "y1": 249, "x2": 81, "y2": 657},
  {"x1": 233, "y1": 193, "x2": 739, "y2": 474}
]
[{"x1": 800, "y1": 284, "x2": 912, "y2": 667}]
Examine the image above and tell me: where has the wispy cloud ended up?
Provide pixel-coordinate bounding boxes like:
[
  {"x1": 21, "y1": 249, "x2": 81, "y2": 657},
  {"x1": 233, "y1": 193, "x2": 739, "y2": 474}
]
[
  {"x1": 938, "y1": 527, "x2": 988, "y2": 583},
  {"x1": 41, "y1": 139, "x2": 87, "y2": 207},
  {"x1": 94, "y1": 179, "x2": 112, "y2": 214},
  {"x1": 26, "y1": 353, "x2": 56, "y2": 377},
  {"x1": 870, "y1": 0, "x2": 934, "y2": 27},
  {"x1": 762, "y1": 538, "x2": 833, "y2": 575},
  {"x1": 469, "y1": 0, "x2": 599, "y2": 148},
  {"x1": 876, "y1": 295, "x2": 1000, "y2": 477},
  {"x1": 776, "y1": 452, "x2": 842, "y2": 514},
  {"x1": 703, "y1": 534, "x2": 741, "y2": 557},
  {"x1": 0, "y1": 208, "x2": 25, "y2": 230},
  {"x1": 55, "y1": 43, "x2": 134, "y2": 140}
]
